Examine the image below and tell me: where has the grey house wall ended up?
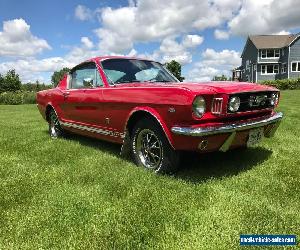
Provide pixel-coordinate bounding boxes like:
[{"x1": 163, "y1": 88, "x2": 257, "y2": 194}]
[
  {"x1": 289, "y1": 37, "x2": 300, "y2": 79},
  {"x1": 280, "y1": 47, "x2": 289, "y2": 79},
  {"x1": 241, "y1": 39, "x2": 258, "y2": 82}
]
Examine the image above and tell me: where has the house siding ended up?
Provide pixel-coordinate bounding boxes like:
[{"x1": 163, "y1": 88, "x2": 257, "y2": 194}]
[
  {"x1": 289, "y1": 37, "x2": 300, "y2": 79},
  {"x1": 241, "y1": 39, "x2": 258, "y2": 82}
]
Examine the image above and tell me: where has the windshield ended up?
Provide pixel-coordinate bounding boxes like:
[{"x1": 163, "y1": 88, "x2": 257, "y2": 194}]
[{"x1": 101, "y1": 58, "x2": 179, "y2": 84}]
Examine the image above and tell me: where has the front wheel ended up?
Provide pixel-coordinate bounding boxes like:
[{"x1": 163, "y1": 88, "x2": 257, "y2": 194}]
[
  {"x1": 48, "y1": 109, "x2": 64, "y2": 138},
  {"x1": 131, "y1": 119, "x2": 179, "y2": 174}
]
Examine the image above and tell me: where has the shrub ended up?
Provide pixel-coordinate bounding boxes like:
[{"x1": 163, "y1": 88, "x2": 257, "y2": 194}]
[
  {"x1": 260, "y1": 78, "x2": 300, "y2": 90},
  {"x1": 0, "y1": 91, "x2": 36, "y2": 105}
]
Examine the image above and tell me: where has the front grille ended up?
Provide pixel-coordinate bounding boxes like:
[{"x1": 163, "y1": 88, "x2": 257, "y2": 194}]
[
  {"x1": 228, "y1": 91, "x2": 276, "y2": 113},
  {"x1": 211, "y1": 98, "x2": 223, "y2": 114}
]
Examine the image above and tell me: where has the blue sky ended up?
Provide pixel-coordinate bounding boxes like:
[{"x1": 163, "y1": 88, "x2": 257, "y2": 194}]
[{"x1": 0, "y1": 0, "x2": 299, "y2": 83}]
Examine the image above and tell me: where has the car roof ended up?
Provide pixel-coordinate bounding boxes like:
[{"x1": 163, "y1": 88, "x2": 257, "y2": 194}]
[{"x1": 86, "y1": 55, "x2": 156, "y2": 63}]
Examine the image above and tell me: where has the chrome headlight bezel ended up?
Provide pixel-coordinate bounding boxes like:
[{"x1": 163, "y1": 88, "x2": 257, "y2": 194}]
[
  {"x1": 192, "y1": 96, "x2": 206, "y2": 118},
  {"x1": 228, "y1": 96, "x2": 241, "y2": 112}
]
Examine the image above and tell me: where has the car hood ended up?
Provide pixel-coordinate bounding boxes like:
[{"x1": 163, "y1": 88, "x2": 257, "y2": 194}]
[{"x1": 116, "y1": 81, "x2": 277, "y2": 94}]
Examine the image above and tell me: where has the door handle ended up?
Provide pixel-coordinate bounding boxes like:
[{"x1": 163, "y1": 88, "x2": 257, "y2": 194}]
[{"x1": 63, "y1": 91, "x2": 70, "y2": 99}]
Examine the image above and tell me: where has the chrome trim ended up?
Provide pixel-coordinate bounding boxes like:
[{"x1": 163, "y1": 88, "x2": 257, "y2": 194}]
[
  {"x1": 124, "y1": 109, "x2": 175, "y2": 149},
  {"x1": 60, "y1": 121, "x2": 125, "y2": 138},
  {"x1": 171, "y1": 112, "x2": 283, "y2": 137},
  {"x1": 211, "y1": 97, "x2": 223, "y2": 115}
]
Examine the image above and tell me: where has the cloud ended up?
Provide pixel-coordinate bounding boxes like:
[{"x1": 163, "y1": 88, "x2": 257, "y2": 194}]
[
  {"x1": 0, "y1": 39, "x2": 100, "y2": 82},
  {"x1": 214, "y1": 29, "x2": 230, "y2": 40},
  {"x1": 0, "y1": 18, "x2": 51, "y2": 57},
  {"x1": 157, "y1": 35, "x2": 203, "y2": 65},
  {"x1": 228, "y1": 0, "x2": 300, "y2": 36},
  {"x1": 187, "y1": 49, "x2": 241, "y2": 81},
  {"x1": 95, "y1": 0, "x2": 240, "y2": 53},
  {"x1": 81, "y1": 37, "x2": 94, "y2": 49},
  {"x1": 182, "y1": 35, "x2": 204, "y2": 48},
  {"x1": 74, "y1": 5, "x2": 94, "y2": 21}
]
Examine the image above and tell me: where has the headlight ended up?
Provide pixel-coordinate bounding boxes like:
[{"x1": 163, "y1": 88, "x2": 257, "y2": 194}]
[
  {"x1": 192, "y1": 96, "x2": 206, "y2": 118},
  {"x1": 228, "y1": 96, "x2": 240, "y2": 112},
  {"x1": 270, "y1": 93, "x2": 279, "y2": 106}
]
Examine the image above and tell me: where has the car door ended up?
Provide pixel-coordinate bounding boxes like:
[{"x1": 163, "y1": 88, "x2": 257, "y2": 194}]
[{"x1": 61, "y1": 62, "x2": 104, "y2": 126}]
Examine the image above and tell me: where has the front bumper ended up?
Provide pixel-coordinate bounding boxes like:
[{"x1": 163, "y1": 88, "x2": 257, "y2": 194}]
[{"x1": 171, "y1": 112, "x2": 283, "y2": 152}]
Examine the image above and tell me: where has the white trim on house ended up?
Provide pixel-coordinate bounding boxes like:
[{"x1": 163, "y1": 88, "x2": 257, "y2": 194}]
[
  {"x1": 261, "y1": 64, "x2": 279, "y2": 75},
  {"x1": 288, "y1": 46, "x2": 290, "y2": 78},
  {"x1": 291, "y1": 61, "x2": 300, "y2": 72},
  {"x1": 281, "y1": 63, "x2": 287, "y2": 74},
  {"x1": 260, "y1": 49, "x2": 280, "y2": 59}
]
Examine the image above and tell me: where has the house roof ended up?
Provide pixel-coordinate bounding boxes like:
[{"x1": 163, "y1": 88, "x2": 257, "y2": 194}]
[{"x1": 249, "y1": 34, "x2": 296, "y2": 49}]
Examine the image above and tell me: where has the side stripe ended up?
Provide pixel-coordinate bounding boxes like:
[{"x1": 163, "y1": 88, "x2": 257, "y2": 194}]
[{"x1": 60, "y1": 121, "x2": 125, "y2": 139}]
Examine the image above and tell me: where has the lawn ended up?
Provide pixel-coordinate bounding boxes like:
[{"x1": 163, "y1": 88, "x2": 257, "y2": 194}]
[{"x1": 0, "y1": 90, "x2": 299, "y2": 249}]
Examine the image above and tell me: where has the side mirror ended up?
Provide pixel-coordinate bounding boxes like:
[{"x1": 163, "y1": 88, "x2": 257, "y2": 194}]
[{"x1": 83, "y1": 78, "x2": 94, "y2": 88}]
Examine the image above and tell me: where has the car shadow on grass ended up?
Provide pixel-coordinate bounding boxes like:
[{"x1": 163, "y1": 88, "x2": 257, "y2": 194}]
[
  {"x1": 175, "y1": 147, "x2": 272, "y2": 183},
  {"x1": 44, "y1": 130, "x2": 272, "y2": 183}
]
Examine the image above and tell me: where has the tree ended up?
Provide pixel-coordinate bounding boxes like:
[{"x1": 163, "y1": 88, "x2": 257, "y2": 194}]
[
  {"x1": 51, "y1": 67, "x2": 70, "y2": 87},
  {"x1": 0, "y1": 69, "x2": 21, "y2": 93},
  {"x1": 165, "y1": 60, "x2": 185, "y2": 82},
  {"x1": 212, "y1": 74, "x2": 231, "y2": 81}
]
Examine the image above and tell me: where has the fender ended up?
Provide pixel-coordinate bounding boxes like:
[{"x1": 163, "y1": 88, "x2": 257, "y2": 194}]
[{"x1": 124, "y1": 106, "x2": 175, "y2": 149}]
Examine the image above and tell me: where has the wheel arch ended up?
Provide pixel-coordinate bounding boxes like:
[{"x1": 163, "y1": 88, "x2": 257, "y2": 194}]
[
  {"x1": 45, "y1": 104, "x2": 58, "y2": 123},
  {"x1": 124, "y1": 107, "x2": 175, "y2": 149}
]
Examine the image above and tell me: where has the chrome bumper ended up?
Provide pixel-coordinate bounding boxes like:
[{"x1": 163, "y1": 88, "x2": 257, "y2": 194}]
[{"x1": 171, "y1": 112, "x2": 283, "y2": 137}]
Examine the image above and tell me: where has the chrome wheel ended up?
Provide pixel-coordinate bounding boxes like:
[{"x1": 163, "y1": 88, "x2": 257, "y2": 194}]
[
  {"x1": 136, "y1": 129, "x2": 163, "y2": 169},
  {"x1": 49, "y1": 110, "x2": 61, "y2": 138}
]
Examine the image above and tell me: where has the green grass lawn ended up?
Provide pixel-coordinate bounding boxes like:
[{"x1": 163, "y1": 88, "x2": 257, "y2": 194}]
[{"x1": 0, "y1": 90, "x2": 299, "y2": 249}]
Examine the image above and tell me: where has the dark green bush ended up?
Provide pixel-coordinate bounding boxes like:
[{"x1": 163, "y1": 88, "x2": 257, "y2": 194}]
[
  {"x1": 260, "y1": 78, "x2": 300, "y2": 90},
  {"x1": 0, "y1": 91, "x2": 36, "y2": 105}
]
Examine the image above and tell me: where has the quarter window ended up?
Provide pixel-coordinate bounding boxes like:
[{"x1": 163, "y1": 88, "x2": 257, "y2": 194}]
[
  {"x1": 70, "y1": 63, "x2": 103, "y2": 89},
  {"x1": 261, "y1": 64, "x2": 279, "y2": 74},
  {"x1": 291, "y1": 62, "x2": 300, "y2": 72}
]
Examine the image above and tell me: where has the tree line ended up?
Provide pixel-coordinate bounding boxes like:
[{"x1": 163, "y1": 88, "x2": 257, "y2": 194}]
[{"x1": 0, "y1": 69, "x2": 51, "y2": 93}]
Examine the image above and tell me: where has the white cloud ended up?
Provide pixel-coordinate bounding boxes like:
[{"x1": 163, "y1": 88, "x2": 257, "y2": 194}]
[
  {"x1": 156, "y1": 35, "x2": 204, "y2": 65},
  {"x1": 228, "y1": 0, "x2": 300, "y2": 36},
  {"x1": 75, "y1": 5, "x2": 94, "y2": 21},
  {"x1": 214, "y1": 29, "x2": 230, "y2": 40},
  {"x1": 182, "y1": 35, "x2": 204, "y2": 48},
  {"x1": 81, "y1": 37, "x2": 94, "y2": 49},
  {"x1": 0, "y1": 18, "x2": 51, "y2": 57},
  {"x1": 95, "y1": 0, "x2": 240, "y2": 53},
  {"x1": 187, "y1": 49, "x2": 241, "y2": 82}
]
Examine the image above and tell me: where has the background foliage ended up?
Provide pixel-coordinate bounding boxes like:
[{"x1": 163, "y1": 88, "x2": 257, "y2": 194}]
[
  {"x1": 260, "y1": 78, "x2": 300, "y2": 90},
  {"x1": 51, "y1": 67, "x2": 70, "y2": 87},
  {"x1": 165, "y1": 60, "x2": 185, "y2": 82}
]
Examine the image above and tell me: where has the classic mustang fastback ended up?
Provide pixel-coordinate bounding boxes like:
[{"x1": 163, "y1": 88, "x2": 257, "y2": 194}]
[{"x1": 37, "y1": 56, "x2": 283, "y2": 173}]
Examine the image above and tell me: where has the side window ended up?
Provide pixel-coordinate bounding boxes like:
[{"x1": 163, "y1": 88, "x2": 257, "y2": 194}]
[{"x1": 70, "y1": 63, "x2": 104, "y2": 89}]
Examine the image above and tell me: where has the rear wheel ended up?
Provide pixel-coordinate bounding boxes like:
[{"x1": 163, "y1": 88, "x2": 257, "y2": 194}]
[
  {"x1": 131, "y1": 118, "x2": 179, "y2": 173},
  {"x1": 48, "y1": 109, "x2": 64, "y2": 138}
]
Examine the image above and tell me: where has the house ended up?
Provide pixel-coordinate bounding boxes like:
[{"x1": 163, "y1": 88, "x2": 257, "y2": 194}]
[{"x1": 235, "y1": 34, "x2": 300, "y2": 82}]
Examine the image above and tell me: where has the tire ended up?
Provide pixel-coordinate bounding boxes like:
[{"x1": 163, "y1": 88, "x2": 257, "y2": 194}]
[
  {"x1": 48, "y1": 109, "x2": 64, "y2": 138},
  {"x1": 131, "y1": 118, "x2": 179, "y2": 174}
]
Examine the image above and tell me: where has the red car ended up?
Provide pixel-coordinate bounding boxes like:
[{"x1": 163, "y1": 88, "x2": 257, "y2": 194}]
[{"x1": 37, "y1": 56, "x2": 283, "y2": 173}]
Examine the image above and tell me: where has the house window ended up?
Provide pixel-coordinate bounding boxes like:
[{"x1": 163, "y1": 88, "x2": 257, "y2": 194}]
[
  {"x1": 261, "y1": 64, "x2": 279, "y2": 74},
  {"x1": 281, "y1": 63, "x2": 287, "y2": 74},
  {"x1": 291, "y1": 62, "x2": 300, "y2": 72},
  {"x1": 282, "y1": 49, "x2": 285, "y2": 56},
  {"x1": 246, "y1": 60, "x2": 250, "y2": 70},
  {"x1": 260, "y1": 49, "x2": 280, "y2": 58}
]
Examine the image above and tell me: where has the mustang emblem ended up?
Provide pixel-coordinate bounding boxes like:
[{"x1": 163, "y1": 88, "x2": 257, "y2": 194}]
[{"x1": 249, "y1": 95, "x2": 268, "y2": 107}]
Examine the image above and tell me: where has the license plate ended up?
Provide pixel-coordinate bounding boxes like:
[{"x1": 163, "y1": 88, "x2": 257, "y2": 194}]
[{"x1": 247, "y1": 128, "x2": 264, "y2": 147}]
